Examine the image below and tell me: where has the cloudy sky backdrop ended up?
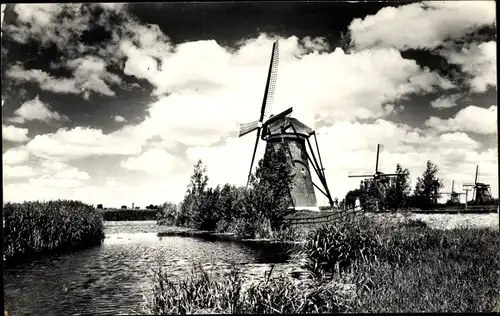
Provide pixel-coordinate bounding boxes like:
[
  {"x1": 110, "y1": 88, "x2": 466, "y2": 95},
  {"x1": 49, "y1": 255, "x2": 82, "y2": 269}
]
[{"x1": 1, "y1": 2, "x2": 497, "y2": 208}]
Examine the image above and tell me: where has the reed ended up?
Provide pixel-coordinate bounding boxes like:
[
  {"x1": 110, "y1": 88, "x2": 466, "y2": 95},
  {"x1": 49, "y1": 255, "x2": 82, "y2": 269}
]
[
  {"x1": 148, "y1": 263, "x2": 353, "y2": 314},
  {"x1": 3, "y1": 200, "x2": 105, "y2": 263}
]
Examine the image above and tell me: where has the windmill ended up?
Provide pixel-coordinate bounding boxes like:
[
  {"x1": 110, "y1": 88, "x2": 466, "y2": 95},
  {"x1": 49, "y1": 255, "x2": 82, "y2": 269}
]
[
  {"x1": 238, "y1": 40, "x2": 334, "y2": 212},
  {"x1": 440, "y1": 180, "x2": 465, "y2": 204},
  {"x1": 348, "y1": 144, "x2": 399, "y2": 211},
  {"x1": 463, "y1": 165, "x2": 493, "y2": 205}
]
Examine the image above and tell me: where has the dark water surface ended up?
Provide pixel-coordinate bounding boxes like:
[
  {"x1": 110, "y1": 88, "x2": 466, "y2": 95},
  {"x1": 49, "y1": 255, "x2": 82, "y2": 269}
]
[{"x1": 4, "y1": 221, "x2": 298, "y2": 316}]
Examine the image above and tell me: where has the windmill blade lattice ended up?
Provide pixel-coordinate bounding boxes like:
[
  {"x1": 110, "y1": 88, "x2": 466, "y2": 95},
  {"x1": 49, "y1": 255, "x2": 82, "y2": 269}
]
[{"x1": 262, "y1": 40, "x2": 279, "y2": 122}]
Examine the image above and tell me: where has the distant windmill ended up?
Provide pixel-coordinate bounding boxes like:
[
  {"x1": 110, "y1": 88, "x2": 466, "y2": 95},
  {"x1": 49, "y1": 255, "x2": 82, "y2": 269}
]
[
  {"x1": 463, "y1": 165, "x2": 493, "y2": 205},
  {"x1": 238, "y1": 40, "x2": 334, "y2": 212},
  {"x1": 348, "y1": 144, "x2": 399, "y2": 211},
  {"x1": 440, "y1": 180, "x2": 465, "y2": 204}
]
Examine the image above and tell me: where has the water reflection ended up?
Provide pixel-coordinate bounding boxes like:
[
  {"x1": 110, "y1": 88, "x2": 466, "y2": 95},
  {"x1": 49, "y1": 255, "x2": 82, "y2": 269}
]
[{"x1": 4, "y1": 221, "x2": 298, "y2": 316}]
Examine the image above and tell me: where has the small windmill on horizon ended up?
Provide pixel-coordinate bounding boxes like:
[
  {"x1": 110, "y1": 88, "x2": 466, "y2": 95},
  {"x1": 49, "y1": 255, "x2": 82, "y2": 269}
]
[
  {"x1": 439, "y1": 180, "x2": 465, "y2": 204},
  {"x1": 238, "y1": 40, "x2": 334, "y2": 212},
  {"x1": 463, "y1": 165, "x2": 493, "y2": 205},
  {"x1": 348, "y1": 144, "x2": 399, "y2": 211}
]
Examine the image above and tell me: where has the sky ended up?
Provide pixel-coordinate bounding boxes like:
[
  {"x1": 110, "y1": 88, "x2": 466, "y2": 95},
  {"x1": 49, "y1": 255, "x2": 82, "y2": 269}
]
[{"x1": 1, "y1": 2, "x2": 497, "y2": 208}]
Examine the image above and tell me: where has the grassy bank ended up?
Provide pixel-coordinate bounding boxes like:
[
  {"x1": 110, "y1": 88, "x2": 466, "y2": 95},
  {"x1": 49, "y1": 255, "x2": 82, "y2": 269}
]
[
  {"x1": 148, "y1": 214, "x2": 499, "y2": 313},
  {"x1": 100, "y1": 208, "x2": 159, "y2": 221},
  {"x1": 3, "y1": 200, "x2": 105, "y2": 263}
]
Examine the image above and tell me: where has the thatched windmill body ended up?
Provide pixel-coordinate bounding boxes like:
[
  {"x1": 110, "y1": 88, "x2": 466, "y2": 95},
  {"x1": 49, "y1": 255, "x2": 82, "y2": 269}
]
[
  {"x1": 238, "y1": 40, "x2": 334, "y2": 212},
  {"x1": 463, "y1": 165, "x2": 493, "y2": 205},
  {"x1": 348, "y1": 144, "x2": 398, "y2": 211}
]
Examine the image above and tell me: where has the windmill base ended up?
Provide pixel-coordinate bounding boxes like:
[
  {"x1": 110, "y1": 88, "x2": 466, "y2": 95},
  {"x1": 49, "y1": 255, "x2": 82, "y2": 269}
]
[{"x1": 288, "y1": 206, "x2": 321, "y2": 212}]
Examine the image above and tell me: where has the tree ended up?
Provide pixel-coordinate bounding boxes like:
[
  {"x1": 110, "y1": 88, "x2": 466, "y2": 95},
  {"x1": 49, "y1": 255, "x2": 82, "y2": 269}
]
[
  {"x1": 413, "y1": 160, "x2": 444, "y2": 210},
  {"x1": 178, "y1": 160, "x2": 210, "y2": 229},
  {"x1": 383, "y1": 163, "x2": 411, "y2": 212},
  {"x1": 121, "y1": 205, "x2": 127, "y2": 209},
  {"x1": 241, "y1": 142, "x2": 295, "y2": 229},
  {"x1": 97, "y1": 204, "x2": 103, "y2": 209}
]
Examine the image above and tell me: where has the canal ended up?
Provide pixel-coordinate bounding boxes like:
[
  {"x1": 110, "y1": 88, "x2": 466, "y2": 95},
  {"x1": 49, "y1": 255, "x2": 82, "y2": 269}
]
[{"x1": 4, "y1": 221, "x2": 299, "y2": 315}]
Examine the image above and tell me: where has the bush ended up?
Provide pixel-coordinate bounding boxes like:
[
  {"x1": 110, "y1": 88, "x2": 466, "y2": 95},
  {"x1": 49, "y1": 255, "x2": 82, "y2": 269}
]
[
  {"x1": 3, "y1": 200, "x2": 105, "y2": 263},
  {"x1": 101, "y1": 209, "x2": 158, "y2": 221}
]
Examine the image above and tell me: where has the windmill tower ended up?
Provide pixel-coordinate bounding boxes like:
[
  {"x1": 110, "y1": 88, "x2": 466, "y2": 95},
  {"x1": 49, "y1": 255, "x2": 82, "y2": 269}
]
[
  {"x1": 238, "y1": 40, "x2": 334, "y2": 212},
  {"x1": 440, "y1": 180, "x2": 465, "y2": 204},
  {"x1": 348, "y1": 144, "x2": 399, "y2": 211},
  {"x1": 463, "y1": 165, "x2": 493, "y2": 205}
]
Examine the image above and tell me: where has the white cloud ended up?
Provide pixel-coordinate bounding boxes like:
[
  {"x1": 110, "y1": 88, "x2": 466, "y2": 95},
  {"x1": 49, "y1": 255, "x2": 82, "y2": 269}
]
[
  {"x1": 3, "y1": 147, "x2": 30, "y2": 165},
  {"x1": 349, "y1": 1, "x2": 496, "y2": 51},
  {"x1": 8, "y1": 96, "x2": 67, "y2": 124},
  {"x1": 430, "y1": 94, "x2": 461, "y2": 109},
  {"x1": 29, "y1": 175, "x2": 84, "y2": 189},
  {"x1": 114, "y1": 115, "x2": 127, "y2": 123},
  {"x1": 26, "y1": 126, "x2": 143, "y2": 161},
  {"x1": 441, "y1": 41, "x2": 496, "y2": 93},
  {"x1": 121, "y1": 148, "x2": 176, "y2": 175},
  {"x1": 425, "y1": 105, "x2": 497, "y2": 135},
  {"x1": 7, "y1": 57, "x2": 122, "y2": 99},
  {"x1": 2, "y1": 124, "x2": 30, "y2": 142},
  {"x1": 3, "y1": 165, "x2": 35, "y2": 179},
  {"x1": 113, "y1": 33, "x2": 454, "y2": 152}
]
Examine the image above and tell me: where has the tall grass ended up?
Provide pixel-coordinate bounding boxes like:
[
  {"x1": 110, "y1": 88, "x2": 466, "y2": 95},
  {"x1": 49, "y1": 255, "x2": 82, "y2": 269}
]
[
  {"x1": 148, "y1": 263, "x2": 354, "y2": 314},
  {"x1": 101, "y1": 209, "x2": 159, "y2": 221},
  {"x1": 3, "y1": 200, "x2": 105, "y2": 263},
  {"x1": 149, "y1": 214, "x2": 499, "y2": 313}
]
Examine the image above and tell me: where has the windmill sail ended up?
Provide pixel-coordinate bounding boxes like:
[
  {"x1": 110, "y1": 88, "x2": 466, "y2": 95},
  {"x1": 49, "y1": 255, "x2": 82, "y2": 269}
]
[
  {"x1": 239, "y1": 40, "x2": 281, "y2": 187},
  {"x1": 239, "y1": 120, "x2": 262, "y2": 137},
  {"x1": 261, "y1": 40, "x2": 279, "y2": 122}
]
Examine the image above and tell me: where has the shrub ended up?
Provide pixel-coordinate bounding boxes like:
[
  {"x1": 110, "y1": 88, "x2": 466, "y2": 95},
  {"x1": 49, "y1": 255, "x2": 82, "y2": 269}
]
[{"x1": 3, "y1": 200, "x2": 105, "y2": 263}]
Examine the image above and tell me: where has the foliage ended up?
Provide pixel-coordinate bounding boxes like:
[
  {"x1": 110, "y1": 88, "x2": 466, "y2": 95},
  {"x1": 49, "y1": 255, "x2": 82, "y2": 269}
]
[
  {"x1": 412, "y1": 160, "x2": 444, "y2": 210},
  {"x1": 121, "y1": 205, "x2": 127, "y2": 209},
  {"x1": 171, "y1": 142, "x2": 295, "y2": 238},
  {"x1": 101, "y1": 209, "x2": 158, "y2": 221},
  {"x1": 3, "y1": 200, "x2": 105, "y2": 263},
  {"x1": 383, "y1": 164, "x2": 411, "y2": 211},
  {"x1": 97, "y1": 204, "x2": 103, "y2": 209},
  {"x1": 157, "y1": 202, "x2": 178, "y2": 225}
]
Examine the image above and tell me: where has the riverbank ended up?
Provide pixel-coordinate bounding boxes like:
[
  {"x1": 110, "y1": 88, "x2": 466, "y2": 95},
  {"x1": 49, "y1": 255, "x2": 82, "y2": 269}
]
[
  {"x1": 149, "y1": 213, "x2": 500, "y2": 313},
  {"x1": 157, "y1": 211, "x2": 499, "y2": 245},
  {"x1": 3, "y1": 200, "x2": 105, "y2": 264}
]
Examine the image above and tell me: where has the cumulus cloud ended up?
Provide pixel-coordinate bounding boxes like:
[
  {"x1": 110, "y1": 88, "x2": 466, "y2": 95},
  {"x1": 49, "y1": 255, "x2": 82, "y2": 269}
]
[
  {"x1": 3, "y1": 165, "x2": 35, "y2": 179},
  {"x1": 7, "y1": 57, "x2": 122, "y2": 99},
  {"x1": 29, "y1": 175, "x2": 85, "y2": 189},
  {"x1": 430, "y1": 94, "x2": 461, "y2": 109},
  {"x1": 425, "y1": 105, "x2": 497, "y2": 135},
  {"x1": 7, "y1": 96, "x2": 67, "y2": 124},
  {"x1": 25, "y1": 126, "x2": 143, "y2": 161},
  {"x1": 349, "y1": 1, "x2": 496, "y2": 51},
  {"x1": 114, "y1": 115, "x2": 127, "y2": 123},
  {"x1": 3, "y1": 147, "x2": 30, "y2": 165},
  {"x1": 441, "y1": 41, "x2": 496, "y2": 93},
  {"x1": 2, "y1": 124, "x2": 30, "y2": 142},
  {"x1": 111, "y1": 33, "x2": 454, "y2": 153},
  {"x1": 121, "y1": 148, "x2": 176, "y2": 175}
]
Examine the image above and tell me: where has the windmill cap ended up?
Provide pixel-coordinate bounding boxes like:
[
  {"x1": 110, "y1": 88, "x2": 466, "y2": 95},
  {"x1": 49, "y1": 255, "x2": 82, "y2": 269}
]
[{"x1": 265, "y1": 117, "x2": 313, "y2": 138}]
